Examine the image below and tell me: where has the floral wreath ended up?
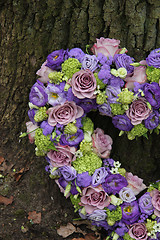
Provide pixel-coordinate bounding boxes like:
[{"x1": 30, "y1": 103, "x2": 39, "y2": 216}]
[{"x1": 21, "y1": 38, "x2": 160, "y2": 240}]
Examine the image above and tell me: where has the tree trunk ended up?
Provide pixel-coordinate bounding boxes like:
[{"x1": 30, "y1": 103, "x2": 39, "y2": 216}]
[{"x1": 0, "y1": 0, "x2": 160, "y2": 239}]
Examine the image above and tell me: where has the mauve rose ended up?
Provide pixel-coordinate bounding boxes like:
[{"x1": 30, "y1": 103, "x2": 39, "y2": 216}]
[
  {"x1": 129, "y1": 223, "x2": 148, "y2": 240},
  {"x1": 47, "y1": 101, "x2": 84, "y2": 126},
  {"x1": 91, "y1": 37, "x2": 120, "y2": 57},
  {"x1": 71, "y1": 69, "x2": 97, "y2": 99},
  {"x1": 125, "y1": 60, "x2": 147, "y2": 89},
  {"x1": 26, "y1": 121, "x2": 39, "y2": 144},
  {"x1": 126, "y1": 172, "x2": 147, "y2": 195},
  {"x1": 80, "y1": 185, "x2": 111, "y2": 214},
  {"x1": 150, "y1": 189, "x2": 160, "y2": 217},
  {"x1": 36, "y1": 60, "x2": 54, "y2": 83},
  {"x1": 47, "y1": 145, "x2": 76, "y2": 168},
  {"x1": 92, "y1": 128, "x2": 113, "y2": 158},
  {"x1": 126, "y1": 97, "x2": 152, "y2": 125}
]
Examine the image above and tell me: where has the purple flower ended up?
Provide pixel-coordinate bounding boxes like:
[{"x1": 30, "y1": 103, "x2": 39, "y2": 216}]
[
  {"x1": 97, "y1": 53, "x2": 113, "y2": 65},
  {"x1": 114, "y1": 53, "x2": 134, "y2": 74},
  {"x1": 81, "y1": 54, "x2": 99, "y2": 72},
  {"x1": 40, "y1": 121, "x2": 54, "y2": 136},
  {"x1": 119, "y1": 187, "x2": 136, "y2": 202},
  {"x1": 59, "y1": 166, "x2": 77, "y2": 181},
  {"x1": 121, "y1": 201, "x2": 140, "y2": 225},
  {"x1": 75, "y1": 98, "x2": 97, "y2": 113},
  {"x1": 60, "y1": 129, "x2": 84, "y2": 147},
  {"x1": 88, "y1": 210, "x2": 107, "y2": 221},
  {"x1": 144, "y1": 111, "x2": 159, "y2": 129},
  {"x1": 146, "y1": 48, "x2": 160, "y2": 68},
  {"x1": 68, "y1": 48, "x2": 85, "y2": 62},
  {"x1": 58, "y1": 177, "x2": 79, "y2": 195},
  {"x1": 115, "y1": 225, "x2": 128, "y2": 237},
  {"x1": 106, "y1": 85, "x2": 121, "y2": 103},
  {"x1": 102, "y1": 174, "x2": 128, "y2": 195},
  {"x1": 92, "y1": 167, "x2": 108, "y2": 187},
  {"x1": 139, "y1": 192, "x2": 154, "y2": 215},
  {"x1": 98, "y1": 64, "x2": 111, "y2": 84},
  {"x1": 98, "y1": 103, "x2": 112, "y2": 117},
  {"x1": 103, "y1": 158, "x2": 114, "y2": 167},
  {"x1": 109, "y1": 75, "x2": 125, "y2": 88},
  {"x1": 29, "y1": 80, "x2": 48, "y2": 107},
  {"x1": 76, "y1": 172, "x2": 92, "y2": 188},
  {"x1": 112, "y1": 115, "x2": 134, "y2": 131},
  {"x1": 45, "y1": 82, "x2": 67, "y2": 106},
  {"x1": 28, "y1": 109, "x2": 37, "y2": 124},
  {"x1": 45, "y1": 49, "x2": 68, "y2": 70},
  {"x1": 144, "y1": 82, "x2": 160, "y2": 109}
]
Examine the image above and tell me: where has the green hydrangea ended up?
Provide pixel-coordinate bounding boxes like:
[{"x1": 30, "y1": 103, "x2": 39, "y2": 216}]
[
  {"x1": 106, "y1": 206, "x2": 122, "y2": 226},
  {"x1": 61, "y1": 58, "x2": 81, "y2": 79},
  {"x1": 64, "y1": 123, "x2": 77, "y2": 135},
  {"x1": 123, "y1": 233, "x2": 133, "y2": 240},
  {"x1": 82, "y1": 117, "x2": 94, "y2": 134},
  {"x1": 96, "y1": 91, "x2": 107, "y2": 105},
  {"x1": 48, "y1": 71, "x2": 64, "y2": 84},
  {"x1": 127, "y1": 124, "x2": 148, "y2": 140},
  {"x1": 79, "y1": 140, "x2": 93, "y2": 153},
  {"x1": 72, "y1": 152, "x2": 102, "y2": 175},
  {"x1": 146, "y1": 219, "x2": 156, "y2": 232},
  {"x1": 94, "y1": 72, "x2": 106, "y2": 89},
  {"x1": 34, "y1": 107, "x2": 48, "y2": 122},
  {"x1": 35, "y1": 128, "x2": 56, "y2": 155},
  {"x1": 110, "y1": 103, "x2": 126, "y2": 115},
  {"x1": 117, "y1": 88, "x2": 134, "y2": 105},
  {"x1": 70, "y1": 195, "x2": 81, "y2": 212},
  {"x1": 146, "y1": 66, "x2": 160, "y2": 83}
]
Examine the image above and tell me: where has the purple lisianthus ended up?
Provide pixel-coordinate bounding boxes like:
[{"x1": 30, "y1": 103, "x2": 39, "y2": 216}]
[
  {"x1": 60, "y1": 129, "x2": 84, "y2": 147},
  {"x1": 29, "y1": 80, "x2": 48, "y2": 107},
  {"x1": 92, "y1": 167, "x2": 108, "y2": 187},
  {"x1": 144, "y1": 82, "x2": 160, "y2": 109},
  {"x1": 45, "y1": 82, "x2": 66, "y2": 106},
  {"x1": 106, "y1": 85, "x2": 121, "y2": 103},
  {"x1": 112, "y1": 115, "x2": 134, "y2": 131},
  {"x1": 121, "y1": 200, "x2": 140, "y2": 225},
  {"x1": 119, "y1": 187, "x2": 136, "y2": 202},
  {"x1": 144, "y1": 111, "x2": 159, "y2": 129},
  {"x1": 45, "y1": 49, "x2": 68, "y2": 70},
  {"x1": 40, "y1": 121, "x2": 54, "y2": 136},
  {"x1": 98, "y1": 103, "x2": 112, "y2": 117},
  {"x1": 88, "y1": 210, "x2": 107, "y2": 221},
  {"x1": 59, "y1": 166, "x2": 77, "y2": 182},
  {"x1": 76, "y1": 172, "x2": 92, "y2": 188},
  {"x1": 58, "y1": 176, "x2": 79, "y2": 195},
  {"x1": 114, "y1": 53, "x2": 134, "y2": 74},
  {"x1": 81, "y1": 54, "x2": 99, "y2": 72},
  {"x1": 102, "y1": 174, "x2": 128, "y2": 195},
  {"x1": 74, "y1": 97, "x2": 97, "y2": 113},
  {"x1": 28, "y1": 108, "x2": 37, "y2": 124},
  {"x1": 146, "y1": 48, "x2": 160, "y2": 68},
  {"x1": 68, "y1": 48, "x2": 85, "y2": 62},
  {"x1": 139, "y1": 192, "x2": 154, "y2": 215}
]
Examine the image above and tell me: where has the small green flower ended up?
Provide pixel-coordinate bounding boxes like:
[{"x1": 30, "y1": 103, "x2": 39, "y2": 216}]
[
  {"x1": 146, "y1": 66, "x2": 160, "y2": 83},
  {"x1": 48, "y1": 71, "x2": 64, "y2": 84},
  {"x1": 96, "y1": 91, "x2": 107, "y2": 105},
  {"x1": 127, "y1": 124, "x2": 148, "y2": 140},
  {"x1": 61, "y1": 58, "x2": 81, "y2": 79},
  {"x1": 64, "y1": 123, "x2": 77, "y2": 135},
  {"x1": 34, "y1": 107, "x2": 48, "y2": 122},
  {"x1": 110, "y1": 103, "x2": 126, "y2": 115},
  {"x1": 82, "y1": 117, "x2": 94, "y2": 134},
  {"x1": 117, "y1": 88, "x2": 134, "y2": 105},
  {"x1": 94, "y1": 72, "x2": 106, "y2": 89},
  {"x1": 117, "y1": 67, "x2": 127, "y2": 79}
]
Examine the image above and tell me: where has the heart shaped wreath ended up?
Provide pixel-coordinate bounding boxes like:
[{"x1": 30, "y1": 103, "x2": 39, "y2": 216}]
[{"x1": 21, "y1": 38, "x2": 160, "y2": 239}]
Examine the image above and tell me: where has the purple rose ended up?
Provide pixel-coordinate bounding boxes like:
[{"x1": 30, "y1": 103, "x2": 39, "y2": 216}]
[
  {"x1": 81, "y1": 54, "x2": 99, "y2": 72},
  {"x1": 88, "y1": 210, "x2": 107, "y2": 221},
  {"x1": 126, "y1": 97, "x2": 152, "y2": 125},
  {"x1": 45, "y1": 49, "x2": 68, "y2": 70},
  {"x1": 76, "y1": 172, "x2": 92, "y2": 188},
  {"x1": 47, "y1": 101, "x2": 84, "y2": 126},
  {"x1": 47, "y1": 145, "x2": 76, "y2": 168},
  {"x1": 144, "y1": 82, "x2": 160, "y2": 109},
  {"x1": 59, "y1": 166, "x2": 77, "y2": 181},
  {"x1": 80, "y1": 185, "x2": 111, "y2": 214},
  {"x1": 121, "y1": 201, "x2": 140, "y2": 225},
  {"x1": 92, "y1": 167, "x2": 108, "y2": 187},
  {"x1": 114, "y1": 53, "x2": 134, "y2": 74},
  {"x1": 70, "y1": 69, "x2": 97, "y2": 99},
  {"x1": 29, "y1": 80, "x2": 48, "y2": 107},
  {"x1": 68, "y1": 48, "x2": 85, "y2": 62},
  {"x1": 139, "y1": 192, "x2": 154, "y2": 215},
  {"x1": 146, "y1": 48, "x2": 160, "y2": 68},
  {"x1": 60, "y1": 129, "x2": 84, "y2": 147},
  {"x1": 128, "y1": 223, "x2": 148, "y2": 240},
  {"x1": 112, "y1": 114, "x2": 133, "y2": 131},
  {"x1": 144, "y1": 111, "x2": 159, "y2": 129},
  {"x1": 102, "y1": 174, "x2": 128, "y2": 195}
]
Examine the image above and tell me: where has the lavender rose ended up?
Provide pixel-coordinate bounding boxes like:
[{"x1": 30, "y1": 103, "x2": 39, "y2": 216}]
[
  {"x1": 70, "y1": 69, "x2": 97, "y2": 99},
  {"x1": 81, "y1": 54, "x2": 99, "y2": 72},
  {"x1": 126, "y1": 172, "x2": 147, "y2": 195},
  {"x1": 29, "y1": 80, "x2": 48, "y2": 107},
  {"x1": 59, "y1": 166, "x2": 77, "y2": 181},
  {"x1": 146, "y1": 48, "x2": 160, "y2": 68},
  {"x1": 139, "y1": 192, "x2": 154, "y2": 215},
  {"x1": 36, "y1": 60, "x2": 54, "y2": 83},
  {"x1": 47, "y1": 145, "x2": 76, "y2": 168},
  {"x1": 92, "y1": 128, "x2": 113, "y2": 158},
  {"x1": 45, "y1": 49, "x2": 68, "y2": 70},
  {"x1": 88, "y1": 210, "x2": 107, "y2": 221},
  {"x1": 91, "y1": 37, "x2": 120, "y2": 57},
  {"x1": 128, "y1": 223, "x2": 148, "y2": 240},
  {"x1": 150, "y1": 189, "x2": 160, "y2": 217},
  {"x1": 126, "y1": 97, "x2": 152, "y2": 125},
  {"x1": 121, "y1": 201, "x2": 140, "y2": 225},
  {"x1": 47, "y1": 101, "x2": 84, "y2": 126},
  {"x1": 119, "y1": 187, "x2": 136, "y2": 203},
  {"x1": 80, "y1": 185, "x2": 111, "y2": 214}
]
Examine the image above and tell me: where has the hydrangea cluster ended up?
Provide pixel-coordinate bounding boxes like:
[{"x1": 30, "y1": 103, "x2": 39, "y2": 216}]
[{"x1": 21, "y1": 37, "x2": 160, "y2": 239}]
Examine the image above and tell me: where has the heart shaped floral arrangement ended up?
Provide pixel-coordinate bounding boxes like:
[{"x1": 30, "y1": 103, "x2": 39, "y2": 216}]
[{"x1": 21, "y1": 38, "x2": 160, "y2": 239}]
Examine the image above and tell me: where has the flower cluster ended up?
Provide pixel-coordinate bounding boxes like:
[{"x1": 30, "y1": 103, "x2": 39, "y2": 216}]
[{"x1": 21, "y1": 37, "x2": 160, "y2": 239}]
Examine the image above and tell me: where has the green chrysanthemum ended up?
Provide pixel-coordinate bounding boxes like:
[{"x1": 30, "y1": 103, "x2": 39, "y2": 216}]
[
  {"x1": 106, "y1": 206, "x2": 122, "y2": 226},
  {"x1": 82, "y1": 117, "x2": 94, "y2": 134},
  {"x1": 117, "y1": 88, "x2": 134, "y2": 105},
  {"x1": 48, "y1": 71, "x2": 64, "y2": 84},
  {"x1": 146, "y1": 66, "x2": 160, "y2": 83},
  {"x1": 96, "y1": 91, "x2": 107, "y2": 105},
  {"x1": 61, "y1": 58, "x2": 81, "y2": 79},
  {"x1": 127, "y1": 123, "x2": 148, "y2": 140},
  {"x1": 34, "y1": 107, "x2": 48, "y2": 122},
  {"x1": 110, "y1": 103, "x2": 126, "y2": 115}
]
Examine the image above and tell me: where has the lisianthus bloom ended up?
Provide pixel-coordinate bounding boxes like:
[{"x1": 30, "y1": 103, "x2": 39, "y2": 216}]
[
  {"x1": 40, "y1": 121, "x2": 54, "y2": 136},
  {"x1": 47, "y1": 145, "x2": 76, "y2": 168},
  {"x1": 76, "y1": 172, "x2": 92, "y2": 188},
  {"x1": 144, "y1": 111, "x2": 160, "y2": 129},
  {"x1": 150, "y1": 189, "x2": 160, "y2": 217},
  {"x1": 26, "y1": 121, "x2": 39, "y2": 144},
  {"x1": 106, "y1": 85, "x2": 121, "y2": 103},
  {"x1": 36, "y1": 60, "x2": 54, "y2": 83},
  {"x1": 47, "y1": 101, "x2": 84, "y2": 126},
  {"x1": 60, "y1": 129, "x2": 84, "y2": 147},
  {"x1": 68, "y1": 48, "x2": 85, "y2": 62},
  {"x1": 139, "y1": 192, "x2": 154, "y2": 215},
  {"x1": 146, "y1": 48, "x2": 160, "y2": 68},
  {"x1": 112, "y1": 114, "x2": 133, "y2": 131},
  {"x1": 126, "y1": 97, "x2": 152, "y2": 125},
  {"x1": 59, "y1": 165, "x2": 77, "y2": 182},
  {"x1": 114, "y1": 53, "x2": 134, "y2": 74},
  {"x1": 70, "y1": 69, "x2": 97, "y2": 99},
  {"x1": 92, "y1": 167, "x2": 108, "y2": 187},
  {"x1": 126, "y1": 172, "x2": 147, "y2": 195},
  {"x1": 91, "y1": 37, "x2": 120, "y2": 57},
  {"x1": 45, "y1": 49, "x2": 68, "y2": 70},
  {"x1": 128, "y1": 223, "x2": 148, "y2": 240},
  {"x1": 88, "y1": 210, "x2": 107, "y2": 221},
  {"x1": 98, "y1": 103, "x2": 112, "y2": 117},
  {"x1": 29, "y1": 80, "x2": 48, "y2": 107},
  {"x1": 45, "y1": 82, "x2": 66, "y2": 106},
  {"x1": 81, "y1": 54, "x2": 99, "y2": 72},
  {"x1": 102, "y1": 174, "x2": 128, "y2": 195},
  {"x1": 121, "y1": 201, "x2": 140, "y2": 224},
  {"x1": 74, "y1": 98, "x2": 97, "y2": 113},
  {"x1": 92, "y1": 128, "x2": 113, "y2": 159},
  {"x1": 119, "y1": 187, "x2": 136, "y2": 203},
  {"x1": 80, "y1": 185, "x2": 111, "y2": 214},
  {"x1": 143, "y1": 82, "x2": 160, "y2": 109}
]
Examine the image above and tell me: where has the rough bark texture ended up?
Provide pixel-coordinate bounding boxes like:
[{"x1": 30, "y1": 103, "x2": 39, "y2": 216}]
[{"x1": 0, "y1": 0, "x2": 160, "y2": 239}]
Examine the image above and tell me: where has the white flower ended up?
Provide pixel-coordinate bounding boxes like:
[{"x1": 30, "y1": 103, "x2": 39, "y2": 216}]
[
  {"x1": 153, "y1": 222, "x2": 160, "y2": 232},
  {"x1": 75, "y1": 150, "x2": 83, "y2": 158},
  {"x1": 119, "y1": 187, "x2": 136, "y2": 202},
  {"x1": 110, "y1": 167, "x2": 119, "y2": 174},
  {"x1": 114, "y1": 161, "x2": 121, "y2": 168}
]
